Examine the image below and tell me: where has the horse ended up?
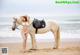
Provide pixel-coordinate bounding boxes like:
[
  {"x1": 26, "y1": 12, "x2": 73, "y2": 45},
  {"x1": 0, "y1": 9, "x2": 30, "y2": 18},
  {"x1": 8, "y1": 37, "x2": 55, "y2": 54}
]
[{"x1": 12, "y1": 16, "x2": 60, "y2": 51}]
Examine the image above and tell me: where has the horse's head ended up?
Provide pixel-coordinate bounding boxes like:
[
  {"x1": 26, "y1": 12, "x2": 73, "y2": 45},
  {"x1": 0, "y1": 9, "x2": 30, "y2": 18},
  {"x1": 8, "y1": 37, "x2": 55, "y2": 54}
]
[{"x1": 12, "y1": 17, "x2": 18, "y2": 31}]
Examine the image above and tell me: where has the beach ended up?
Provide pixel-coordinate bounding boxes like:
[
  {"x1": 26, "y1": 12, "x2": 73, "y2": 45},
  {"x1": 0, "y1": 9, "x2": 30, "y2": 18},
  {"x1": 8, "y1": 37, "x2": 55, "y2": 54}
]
[{"x1": 0, "y1": 38, "x2": 80, "y2": 55}]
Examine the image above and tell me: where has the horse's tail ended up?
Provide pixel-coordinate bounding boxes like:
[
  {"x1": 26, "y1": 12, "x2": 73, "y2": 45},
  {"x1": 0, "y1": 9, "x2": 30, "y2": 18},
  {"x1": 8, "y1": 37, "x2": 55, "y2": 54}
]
[
  {"x1": 57, "y1": 26, "x2": 60, "y2": 48},
  {"x1": 57, "y1": 27, "x2": 60, "y2": 39}
]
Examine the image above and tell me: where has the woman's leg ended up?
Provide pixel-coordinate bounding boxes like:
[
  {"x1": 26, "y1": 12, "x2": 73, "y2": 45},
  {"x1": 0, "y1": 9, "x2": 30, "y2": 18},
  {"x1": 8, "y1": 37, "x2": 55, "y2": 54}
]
[{"x1": 21, "y1": 32, "x2": 27, "y2": 52}]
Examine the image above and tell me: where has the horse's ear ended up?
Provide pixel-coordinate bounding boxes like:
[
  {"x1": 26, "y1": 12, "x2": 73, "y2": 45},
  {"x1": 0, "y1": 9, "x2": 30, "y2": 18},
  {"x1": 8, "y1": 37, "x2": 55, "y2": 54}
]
[{"x1": 34, "y1": 18, "x2": 36, "y2": 20}]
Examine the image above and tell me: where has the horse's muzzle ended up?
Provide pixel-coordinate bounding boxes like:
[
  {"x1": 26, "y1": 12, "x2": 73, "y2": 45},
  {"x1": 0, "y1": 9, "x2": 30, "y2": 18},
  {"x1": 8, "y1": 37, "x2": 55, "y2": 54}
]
[{"x1": 12, "y1": 27, "x2": 15, "y2": 31}]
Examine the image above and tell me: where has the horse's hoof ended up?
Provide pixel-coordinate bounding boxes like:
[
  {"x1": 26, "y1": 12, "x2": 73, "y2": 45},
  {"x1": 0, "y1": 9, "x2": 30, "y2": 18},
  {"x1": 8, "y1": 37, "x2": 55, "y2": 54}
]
[
  {"x1": 53, "y1": 47, "x2": 57, "y2": 49},
  {"x1": 27, "y1": 50, "x2": 32, "y2": 52},
  {"x1": 53, "y1": 47, "x2": 60, "y2": 49},
  {"x1": 30, "y1": 48, "x2": 37, "y2": 51}
]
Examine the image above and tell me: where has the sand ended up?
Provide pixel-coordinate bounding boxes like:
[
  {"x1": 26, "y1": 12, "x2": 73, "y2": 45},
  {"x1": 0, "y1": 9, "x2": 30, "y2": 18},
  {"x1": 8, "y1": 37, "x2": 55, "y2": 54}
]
[{"x1": 0, "y1": 40, "x2": 80, "y2": 55}]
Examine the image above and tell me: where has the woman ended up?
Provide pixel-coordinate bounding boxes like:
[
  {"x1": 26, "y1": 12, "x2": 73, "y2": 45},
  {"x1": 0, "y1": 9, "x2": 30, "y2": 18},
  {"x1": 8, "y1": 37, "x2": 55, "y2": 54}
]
[{"x1": 20, "y1": 16, "x2": 30, "y2": 52}]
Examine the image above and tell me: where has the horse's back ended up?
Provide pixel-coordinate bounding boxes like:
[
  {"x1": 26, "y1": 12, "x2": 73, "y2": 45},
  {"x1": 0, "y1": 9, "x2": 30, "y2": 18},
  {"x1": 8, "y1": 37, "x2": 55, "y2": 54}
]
[{"x1": 29, "y1": 20, "x2": 59, "y2": 34}]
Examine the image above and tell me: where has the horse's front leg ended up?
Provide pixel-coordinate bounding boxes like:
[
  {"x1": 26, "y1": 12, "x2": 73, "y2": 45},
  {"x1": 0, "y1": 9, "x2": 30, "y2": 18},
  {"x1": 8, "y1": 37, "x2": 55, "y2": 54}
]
[{"x1": 30, "y1": 34, "x2": 37, "y2": 50}]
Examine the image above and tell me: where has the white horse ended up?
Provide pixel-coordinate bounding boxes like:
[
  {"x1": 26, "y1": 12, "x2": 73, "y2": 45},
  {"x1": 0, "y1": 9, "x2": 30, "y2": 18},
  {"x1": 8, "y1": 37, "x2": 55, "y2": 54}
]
[{"x1": 12, "y1": 16, "x2": 60, "y2": 51}]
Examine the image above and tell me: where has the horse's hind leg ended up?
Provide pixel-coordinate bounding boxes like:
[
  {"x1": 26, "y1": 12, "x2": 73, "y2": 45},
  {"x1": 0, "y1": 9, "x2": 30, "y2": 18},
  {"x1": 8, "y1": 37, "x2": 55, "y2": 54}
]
[{"x1": 52, "y1": 28, "x2": 60, "y2": 49}]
